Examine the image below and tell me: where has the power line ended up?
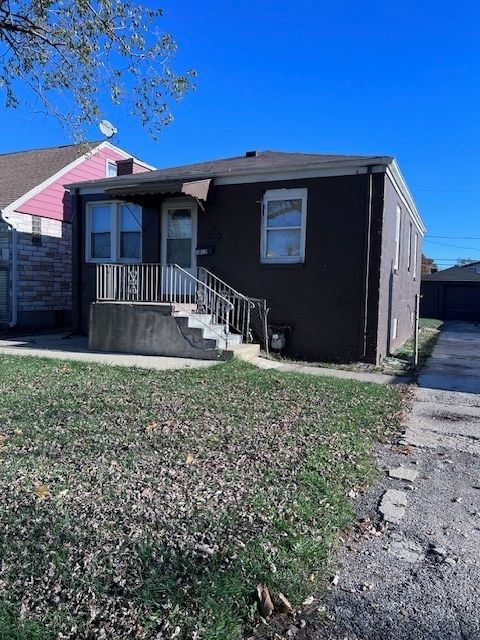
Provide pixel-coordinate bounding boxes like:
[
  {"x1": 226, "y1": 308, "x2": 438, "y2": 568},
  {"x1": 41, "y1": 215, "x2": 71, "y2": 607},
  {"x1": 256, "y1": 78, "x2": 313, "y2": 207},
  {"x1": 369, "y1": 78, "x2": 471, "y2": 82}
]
[
  {"x1": 426, "y1": 235, "x2": 480, "y2": 241},
  {"x1": 424, "y1": 239, "x2": 480, "y2": 252}
]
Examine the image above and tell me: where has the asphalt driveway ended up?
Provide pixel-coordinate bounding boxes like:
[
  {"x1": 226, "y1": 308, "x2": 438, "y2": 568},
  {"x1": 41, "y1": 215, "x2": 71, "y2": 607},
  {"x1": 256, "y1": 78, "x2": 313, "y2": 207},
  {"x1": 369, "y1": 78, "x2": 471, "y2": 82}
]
[
  {"x1": 302, "y1": 321, "x2": 480, "y2": 640},
  {"x1": 419, "y1": 321, "x2": 480, "y2": 394}
]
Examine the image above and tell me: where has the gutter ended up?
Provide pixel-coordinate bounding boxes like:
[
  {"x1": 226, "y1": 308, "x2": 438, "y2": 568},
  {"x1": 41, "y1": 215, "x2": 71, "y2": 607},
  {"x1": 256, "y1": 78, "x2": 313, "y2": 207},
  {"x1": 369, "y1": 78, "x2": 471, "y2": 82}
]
[{"x1": 0, "y1": 208, "x2": 17, "y2": 327}]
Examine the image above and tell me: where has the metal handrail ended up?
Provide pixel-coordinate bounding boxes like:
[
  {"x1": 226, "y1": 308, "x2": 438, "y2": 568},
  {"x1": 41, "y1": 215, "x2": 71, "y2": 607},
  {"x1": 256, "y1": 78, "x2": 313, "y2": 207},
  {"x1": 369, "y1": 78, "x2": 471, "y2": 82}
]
[
  {"x1": 197, "y1": 267, "x2": 254, "y2": 307},
  {"x1": 96, "y1": 263, "x2": 234, "y2": 345},
  {"x1": 197, "y1": 266, "x2": 254, "y2": 342}
]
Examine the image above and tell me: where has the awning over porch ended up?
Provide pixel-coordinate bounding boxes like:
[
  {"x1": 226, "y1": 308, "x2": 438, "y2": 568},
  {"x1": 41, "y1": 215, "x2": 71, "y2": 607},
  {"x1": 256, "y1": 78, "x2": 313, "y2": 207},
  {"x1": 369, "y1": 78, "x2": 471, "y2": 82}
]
[{"x1": 105, "y1": 178, "x2": 211, "y2": 201}]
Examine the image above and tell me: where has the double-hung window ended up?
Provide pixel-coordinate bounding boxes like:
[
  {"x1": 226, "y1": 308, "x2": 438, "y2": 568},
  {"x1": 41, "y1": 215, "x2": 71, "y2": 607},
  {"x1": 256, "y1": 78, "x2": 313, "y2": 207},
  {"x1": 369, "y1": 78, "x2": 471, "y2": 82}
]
[
  {"x1": 261, "y1": 188, "x2": 307, "y2": 263},
  {"x1": 86, "y1": 202, "x2": 142, "y2": 262},
  {"x1": 413, "y1": 232, "x2": 418, "y2": 280},
  {"x1": 394, "y1": 205, "x2": 401, "y2": 272},
  {"x1": 407, "y1": 221, "x2": 413, "y2": 271}
]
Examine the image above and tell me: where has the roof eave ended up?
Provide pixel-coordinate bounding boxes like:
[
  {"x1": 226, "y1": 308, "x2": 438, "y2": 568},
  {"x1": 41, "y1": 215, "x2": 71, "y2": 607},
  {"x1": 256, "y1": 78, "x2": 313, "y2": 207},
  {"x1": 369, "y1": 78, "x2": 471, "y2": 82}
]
[{"x1": 66, "y1": 155, "x2": 394, "y2": 191}]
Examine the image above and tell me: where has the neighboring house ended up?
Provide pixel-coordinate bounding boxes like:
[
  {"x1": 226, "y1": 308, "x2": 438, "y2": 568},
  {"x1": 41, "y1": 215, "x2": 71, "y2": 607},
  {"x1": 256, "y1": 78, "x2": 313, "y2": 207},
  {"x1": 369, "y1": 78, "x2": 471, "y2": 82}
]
[
  {"x1": 68, "y1": 150, "x2": 425, "y2": 364},
  {"x1": 461, "y1": 260, "x2": 480, "y2": 274},
  {"x1": 0, "y1": 141, "x2": 152, "y2": 329},
  {"x1": 421, "y1": 266, "x2": 480, "y2": 321}
]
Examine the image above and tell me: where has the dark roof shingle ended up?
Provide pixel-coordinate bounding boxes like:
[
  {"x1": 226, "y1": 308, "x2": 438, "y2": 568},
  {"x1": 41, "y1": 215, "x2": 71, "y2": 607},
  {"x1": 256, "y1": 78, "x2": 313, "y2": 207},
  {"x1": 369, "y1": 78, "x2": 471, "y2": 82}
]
[
  {"x1": 67, "y1": 150, "x2": 392, "y2": 189},
  {"x1": 0, "y1": 141, "x2": 101, "y2": 210},
  {"x1": 423, "y1": 266, "x2": 480, "y2": 282}
]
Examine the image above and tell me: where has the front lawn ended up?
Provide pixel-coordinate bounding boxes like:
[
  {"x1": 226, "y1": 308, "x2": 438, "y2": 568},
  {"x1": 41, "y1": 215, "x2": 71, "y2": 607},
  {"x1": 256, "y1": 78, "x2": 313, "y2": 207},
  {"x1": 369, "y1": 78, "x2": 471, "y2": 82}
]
[{"x1": 0, "y1": 356, "x2": 402, "y2": 640}]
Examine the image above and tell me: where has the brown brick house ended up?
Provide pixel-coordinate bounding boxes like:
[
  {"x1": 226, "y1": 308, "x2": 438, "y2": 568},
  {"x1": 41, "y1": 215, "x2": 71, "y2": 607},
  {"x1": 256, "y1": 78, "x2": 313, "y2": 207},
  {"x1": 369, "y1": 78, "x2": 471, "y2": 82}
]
[{"x1": 68, "y1": 151, "x2": 425, "y2": 363}]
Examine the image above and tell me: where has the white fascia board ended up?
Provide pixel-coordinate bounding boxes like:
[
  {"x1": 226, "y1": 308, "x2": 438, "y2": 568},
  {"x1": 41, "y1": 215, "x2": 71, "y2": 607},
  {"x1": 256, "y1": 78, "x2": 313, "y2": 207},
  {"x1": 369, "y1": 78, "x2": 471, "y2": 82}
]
[
  {"x1": 2, "y1": 142, "x2": 108, "y2": 223},
  {"x1": 385, "y1": 161, "x2": 426, "y2": 236},
  {"x1": 215, "y1": 164, "x2": 375, "y2": 186},
  {"x1": 71, "y1": 185, "x2": 111, "y2": 196},
  {"x1": 71, "y1": 164, "x2": 376, "y2": 195}
]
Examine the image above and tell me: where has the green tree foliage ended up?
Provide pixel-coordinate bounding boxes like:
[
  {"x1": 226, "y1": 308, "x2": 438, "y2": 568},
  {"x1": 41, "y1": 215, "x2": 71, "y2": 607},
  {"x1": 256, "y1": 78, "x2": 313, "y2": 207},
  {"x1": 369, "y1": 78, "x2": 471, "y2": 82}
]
[{"x1": 0, "y1": 0, "x2": 195, "y2": 138}]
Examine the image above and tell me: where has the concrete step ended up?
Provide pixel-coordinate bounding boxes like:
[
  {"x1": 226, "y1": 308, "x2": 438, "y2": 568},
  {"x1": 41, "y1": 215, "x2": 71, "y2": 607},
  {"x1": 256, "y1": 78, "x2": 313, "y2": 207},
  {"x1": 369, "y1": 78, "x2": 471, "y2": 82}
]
[
  {"x1": 224, "y1": 343, "x2": 260, "y2": 361},
  {"x1": 177, "y1": 312, "x2": 214, "y2": 328}
]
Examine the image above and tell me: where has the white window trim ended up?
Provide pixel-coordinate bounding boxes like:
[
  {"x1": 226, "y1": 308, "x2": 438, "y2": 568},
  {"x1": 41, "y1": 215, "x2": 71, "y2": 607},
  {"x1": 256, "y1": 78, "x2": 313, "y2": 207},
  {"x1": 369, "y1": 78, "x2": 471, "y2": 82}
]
[
  {"x1": 392, "y1": 318, "x2": 398, "y2": 340},
  {"x1": 413, "y1": 232, "x2": 418, "y2": 280},
  {"x1": 394, "y1": 205, "x2": 401, "y2": 272},
  {"x1": 106, "y1": 159, "x2": 118, "y2": 177},
  {"x1": 260, "y1": 188, "x2": 308, "y2": 264},
  {"x1": 85, "y1": 200, "x2": 142, "y2": 264},
  {"x1": 407, "y1": 221, "x2": 413, "y2": 271}
]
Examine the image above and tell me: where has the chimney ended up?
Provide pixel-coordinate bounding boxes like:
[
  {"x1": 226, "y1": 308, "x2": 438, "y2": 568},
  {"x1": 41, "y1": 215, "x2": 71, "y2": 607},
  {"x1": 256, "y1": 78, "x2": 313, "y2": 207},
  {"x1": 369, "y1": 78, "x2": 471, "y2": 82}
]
[
  {"x1": 245, "y1": 150, "x2": 259, "y2": 158},
  {"x1": 116, "y1": 158, "x2": 135, "y2": 175}
]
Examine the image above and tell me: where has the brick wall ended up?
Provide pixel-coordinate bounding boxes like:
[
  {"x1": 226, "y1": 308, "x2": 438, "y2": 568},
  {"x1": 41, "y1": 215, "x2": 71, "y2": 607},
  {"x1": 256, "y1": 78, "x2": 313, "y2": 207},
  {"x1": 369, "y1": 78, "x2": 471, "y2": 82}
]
[
  {"x1": 376, "y1": 174, "x2": 423, "y2": 360},
  {"x1": 9, "y1": 210, "x2": 71, "y2": 318}
]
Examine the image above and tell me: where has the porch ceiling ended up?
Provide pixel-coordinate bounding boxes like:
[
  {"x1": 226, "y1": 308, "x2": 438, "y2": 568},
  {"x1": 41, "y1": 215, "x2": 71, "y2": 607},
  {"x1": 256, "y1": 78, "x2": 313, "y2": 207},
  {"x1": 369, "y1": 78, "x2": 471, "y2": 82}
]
[{"x1": 105, "y1": 177, "x2": 211, "y2": 201}]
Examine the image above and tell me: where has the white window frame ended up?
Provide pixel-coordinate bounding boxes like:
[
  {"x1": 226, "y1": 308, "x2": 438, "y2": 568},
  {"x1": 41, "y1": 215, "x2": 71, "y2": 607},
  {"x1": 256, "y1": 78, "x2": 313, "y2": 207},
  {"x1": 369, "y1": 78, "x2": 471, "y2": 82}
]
[
  {"x1": 392, "y1": 318, "x2": 398, "y2": 340},
  {"x1": 407, "y1": 221, "x2": 413, "y2": 271},
  {"x1": 413, "y1": 232, "x2": 418, "y2": 280},
  {"x1": 260, "y1": 188, "x2": 308, "y2": 264},
  {"x1": 85, "y1": 201, "x2": 142, "y2": 264},
  {"x1": 394, "y1": 205, "x2": 401, "y2": 272},
  {"x1": 106, "y1": 160, "x2": 118, "y2": 178}
]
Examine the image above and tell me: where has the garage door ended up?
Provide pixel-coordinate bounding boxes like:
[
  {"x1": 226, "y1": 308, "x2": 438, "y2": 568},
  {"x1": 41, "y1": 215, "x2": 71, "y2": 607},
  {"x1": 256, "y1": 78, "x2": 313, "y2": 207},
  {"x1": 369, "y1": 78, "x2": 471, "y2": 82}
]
[{"x1": 444, "y1": 284, "x2": 480, "y2": 321}]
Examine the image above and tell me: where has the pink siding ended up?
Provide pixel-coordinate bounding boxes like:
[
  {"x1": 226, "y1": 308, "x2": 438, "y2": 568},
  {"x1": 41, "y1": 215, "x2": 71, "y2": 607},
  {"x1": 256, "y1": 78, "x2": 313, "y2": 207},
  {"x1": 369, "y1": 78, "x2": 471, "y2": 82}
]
[{"x1": 17, "y1": 147, "x2": 127, "y2": 222}]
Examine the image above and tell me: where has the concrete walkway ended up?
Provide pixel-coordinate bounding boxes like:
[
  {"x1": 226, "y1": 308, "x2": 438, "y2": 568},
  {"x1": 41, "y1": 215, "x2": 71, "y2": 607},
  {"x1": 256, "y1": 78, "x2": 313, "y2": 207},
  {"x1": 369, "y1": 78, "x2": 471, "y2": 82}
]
[
  {"x1": 301, "y1": 321, "x2": 480, "y2": 640},
  {"x1": 251, "y1": 355, "x2": 410, "y2": 385},
  {"x1": 0, "y1": 333, "x2": 218, "y2": 371}
]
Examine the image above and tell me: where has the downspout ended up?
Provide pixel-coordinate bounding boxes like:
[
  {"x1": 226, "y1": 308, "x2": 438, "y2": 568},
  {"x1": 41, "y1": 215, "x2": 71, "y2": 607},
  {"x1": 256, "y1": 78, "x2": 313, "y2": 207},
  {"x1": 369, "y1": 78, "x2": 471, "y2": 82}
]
[
  {"x1": 0, "y1": 208, "x2": 17, "y2": 328},
  {"x1": 361, "y1": 167, "x2": 373, "y2": 359}
]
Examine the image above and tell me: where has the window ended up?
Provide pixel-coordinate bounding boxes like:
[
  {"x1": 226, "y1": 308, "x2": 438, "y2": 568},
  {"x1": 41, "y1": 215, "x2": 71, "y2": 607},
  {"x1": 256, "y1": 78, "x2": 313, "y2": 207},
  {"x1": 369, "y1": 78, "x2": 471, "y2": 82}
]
[
  {"x1": 86, "y1": 202, "x2": 141, "y2": 262},
  {"x1": 32, "y1": 215, "x2": 42, "y2": 245},
  {"x1": 106, "y1": 160, "x2": 118, "y2": 178},
  {"x1": 261, "y1": 188, "x2": 307, "y2": 263},
  {"x1": 392, "y1": 318, "x2": 398, "y2": 340},
  {"x1": 413, "y1": 232, "x2": 418, "y2": 280},
  {"x1": 394, "y1": 205, "x2": 401, "y2": 272},
  {"x1": 119, "y1": 204, "x2": 142, "y2": 260},
  {"x1": 407, "y1": 221, "x2": 413, "y2": 271}
]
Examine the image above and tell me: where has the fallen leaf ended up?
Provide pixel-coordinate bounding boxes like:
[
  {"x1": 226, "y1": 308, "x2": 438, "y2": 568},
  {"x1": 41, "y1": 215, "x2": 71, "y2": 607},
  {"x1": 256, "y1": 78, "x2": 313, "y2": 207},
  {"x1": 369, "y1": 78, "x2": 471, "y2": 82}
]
[
  {"x1": 276, "y1": 592, "x2": 294, "y2": 614},
  {"x1": 186, "y1": 453, "x2": 195, "y2": 465},
  {"x1": 146, "y1": 420, "x2": 158, "y2": 432},
  {"x1": 34, "y1": 485, "x2": 50, "y2": 499},
  {"x1": 302, "y1": 595, "x2": 314, "y2": 606},
  {"x1": 256, "y1": 583, "x2": 274, "y2": 619}
]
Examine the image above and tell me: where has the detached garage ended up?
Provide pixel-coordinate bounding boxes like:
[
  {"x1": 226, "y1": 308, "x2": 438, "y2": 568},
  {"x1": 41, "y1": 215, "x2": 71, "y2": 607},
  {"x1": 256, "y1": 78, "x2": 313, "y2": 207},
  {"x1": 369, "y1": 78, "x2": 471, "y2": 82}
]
[{"x1": 421, "y1": 266, "x2": 480, "y2": 321}]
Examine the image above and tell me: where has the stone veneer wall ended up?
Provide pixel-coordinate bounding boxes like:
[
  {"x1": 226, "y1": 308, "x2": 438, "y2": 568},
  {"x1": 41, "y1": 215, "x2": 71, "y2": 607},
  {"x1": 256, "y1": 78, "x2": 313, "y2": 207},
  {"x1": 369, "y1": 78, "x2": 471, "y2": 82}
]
[{"x1": 9, "y1": 210, "x2": 72, "y2": 328}]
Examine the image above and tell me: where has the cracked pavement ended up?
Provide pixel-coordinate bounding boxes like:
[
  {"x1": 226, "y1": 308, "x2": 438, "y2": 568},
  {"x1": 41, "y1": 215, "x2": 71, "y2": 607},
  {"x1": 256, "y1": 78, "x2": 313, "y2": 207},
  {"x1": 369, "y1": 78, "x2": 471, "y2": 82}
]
[{"x1": 303, "y1": 321, "x2": 480, "y2": 640}]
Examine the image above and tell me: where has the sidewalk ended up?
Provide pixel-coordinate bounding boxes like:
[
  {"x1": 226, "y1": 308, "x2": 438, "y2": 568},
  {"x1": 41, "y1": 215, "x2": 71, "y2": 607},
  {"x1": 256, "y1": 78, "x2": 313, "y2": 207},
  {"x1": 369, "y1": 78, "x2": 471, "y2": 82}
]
[{"x1": 250, "y1": 355, "x2": 411, "y2": 385}]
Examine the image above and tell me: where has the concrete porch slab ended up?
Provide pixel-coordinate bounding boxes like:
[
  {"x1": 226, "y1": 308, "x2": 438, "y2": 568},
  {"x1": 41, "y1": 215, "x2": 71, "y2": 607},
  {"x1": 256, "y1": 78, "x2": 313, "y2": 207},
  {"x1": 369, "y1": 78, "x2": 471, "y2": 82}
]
[{"x1": 0, "y1": 333, "x2": 219, "y2": 371}]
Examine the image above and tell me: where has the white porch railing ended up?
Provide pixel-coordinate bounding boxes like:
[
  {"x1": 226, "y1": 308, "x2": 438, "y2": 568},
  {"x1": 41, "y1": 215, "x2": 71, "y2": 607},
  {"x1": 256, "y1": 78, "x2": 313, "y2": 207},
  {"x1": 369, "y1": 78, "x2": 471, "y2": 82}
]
[{"x1": 96, "y1": 263, "x2": 237, "y2": 344}]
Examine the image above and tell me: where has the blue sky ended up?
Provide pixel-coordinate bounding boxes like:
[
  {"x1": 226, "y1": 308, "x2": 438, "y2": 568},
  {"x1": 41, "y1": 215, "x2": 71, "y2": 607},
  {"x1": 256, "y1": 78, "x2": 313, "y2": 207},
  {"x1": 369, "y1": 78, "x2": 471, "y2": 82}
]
[{"x1": 1, "y1": 0, "x2": 479, "y2": 268}]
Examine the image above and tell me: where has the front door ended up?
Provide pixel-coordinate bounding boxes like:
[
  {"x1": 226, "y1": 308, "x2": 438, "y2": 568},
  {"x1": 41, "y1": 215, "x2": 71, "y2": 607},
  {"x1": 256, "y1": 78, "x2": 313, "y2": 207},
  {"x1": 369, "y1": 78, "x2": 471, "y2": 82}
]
[{"x1": 161, "y1": 200, "x2": 197, "y2": 277}]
